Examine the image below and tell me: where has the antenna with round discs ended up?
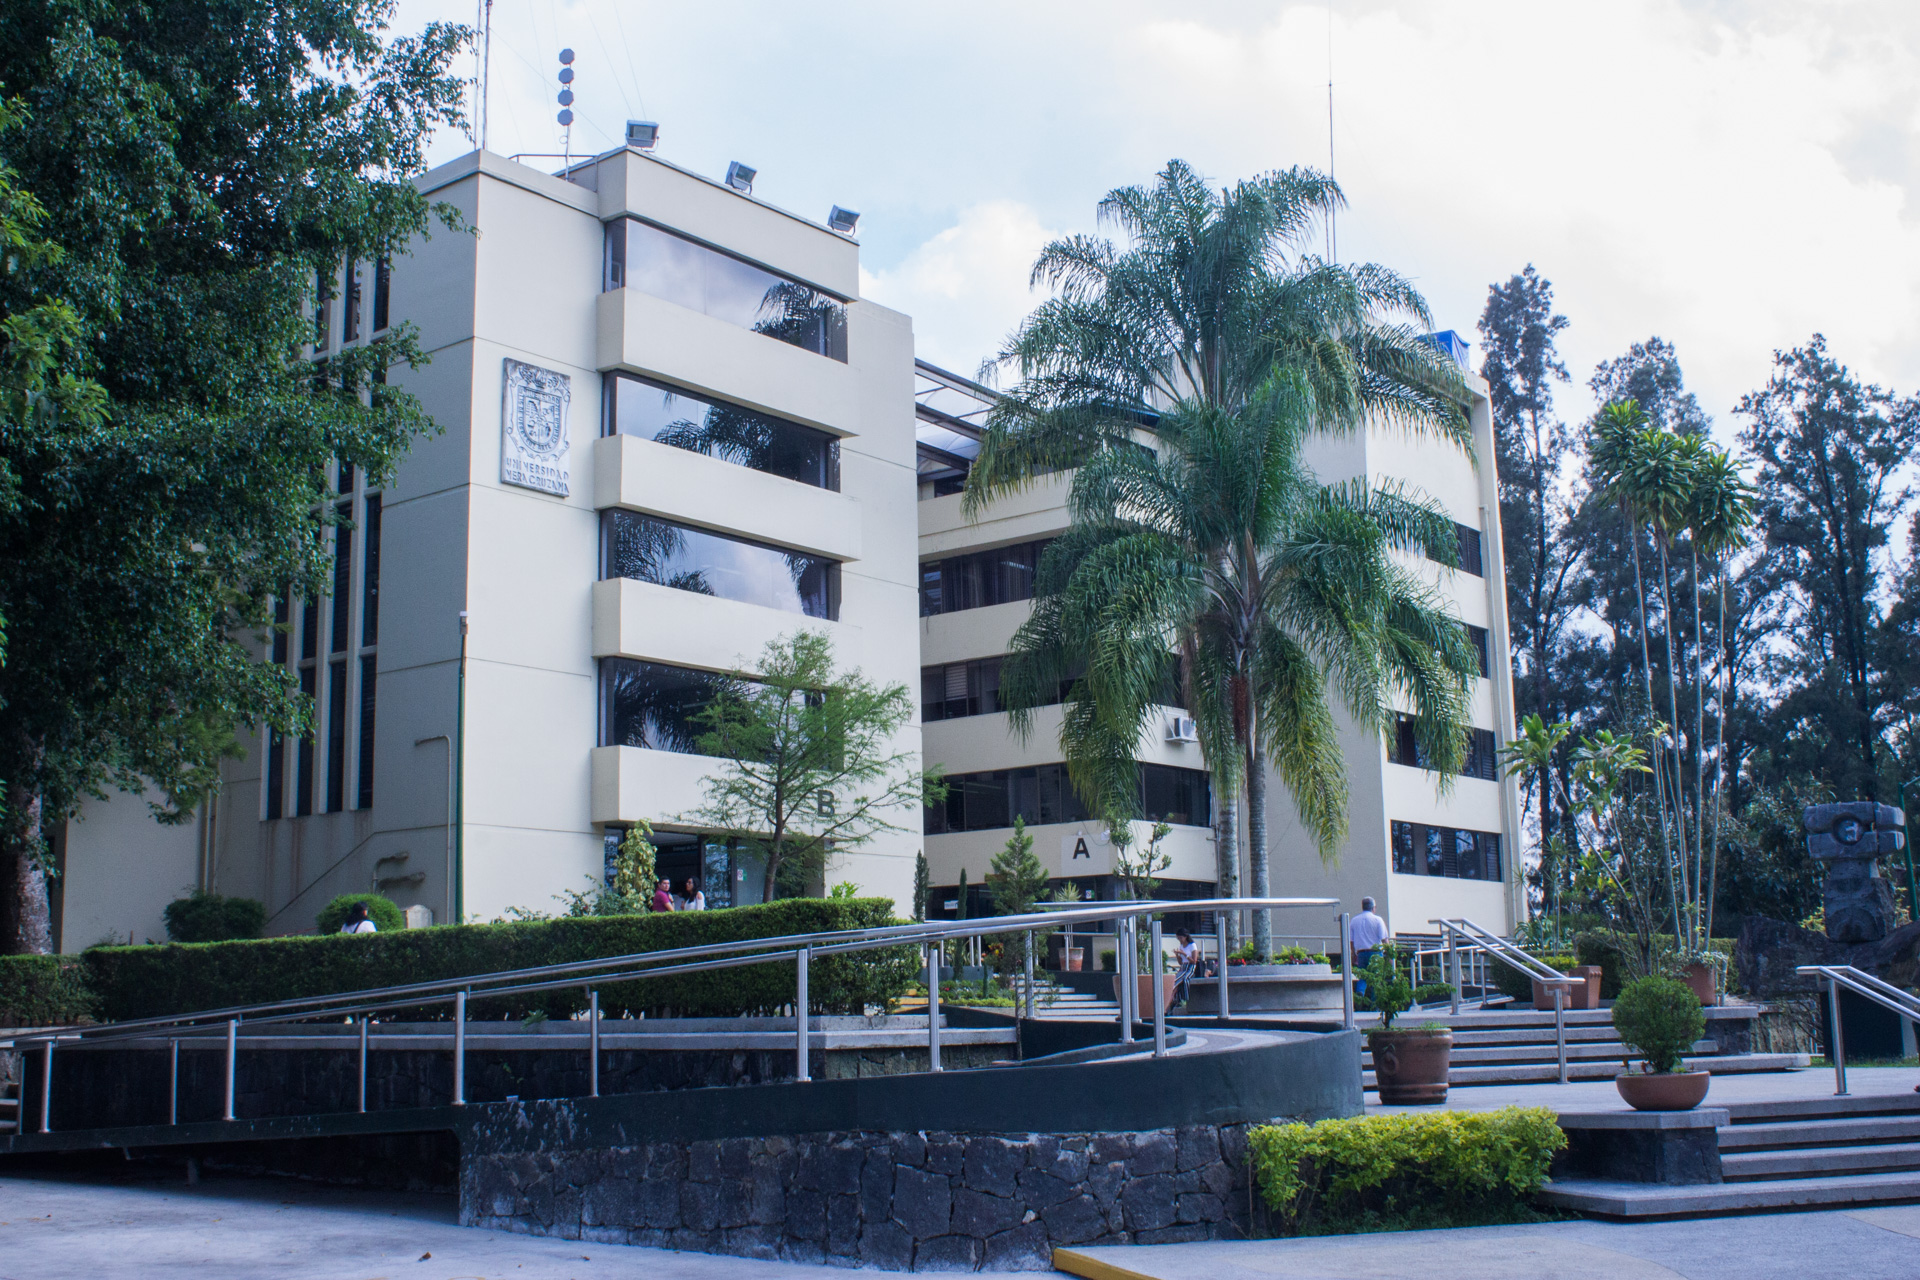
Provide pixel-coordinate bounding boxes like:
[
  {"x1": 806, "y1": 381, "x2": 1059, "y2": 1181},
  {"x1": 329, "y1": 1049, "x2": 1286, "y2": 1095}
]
[{"x1": 557, "y1": 49, "x2": 576, "y2": 174}]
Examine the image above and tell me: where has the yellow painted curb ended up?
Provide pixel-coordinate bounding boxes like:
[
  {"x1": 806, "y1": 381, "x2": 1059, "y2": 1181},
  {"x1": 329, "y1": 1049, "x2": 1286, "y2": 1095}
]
[{"x1": 1050, "y1": 1246, "x2": 1162, "y2": 1280}]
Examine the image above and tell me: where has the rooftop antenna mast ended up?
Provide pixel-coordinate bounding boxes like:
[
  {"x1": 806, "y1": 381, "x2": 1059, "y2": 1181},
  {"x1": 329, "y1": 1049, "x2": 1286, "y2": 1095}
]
[
  {"x1": 477, "y1": 0, "x2": 494, "y2": 152},
  {"x1": 1327, "y1": 0, "x2": 1336, "y2": 264},
  {"x1": 557, "y1": 49, "x2": 576, "y2": 173}
]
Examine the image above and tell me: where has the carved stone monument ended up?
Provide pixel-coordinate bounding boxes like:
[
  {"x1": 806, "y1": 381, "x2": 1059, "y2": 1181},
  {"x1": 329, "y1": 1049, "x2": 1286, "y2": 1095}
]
[{"x1": 1804, "y1": 801, "x2": 1905, "y2": 945}]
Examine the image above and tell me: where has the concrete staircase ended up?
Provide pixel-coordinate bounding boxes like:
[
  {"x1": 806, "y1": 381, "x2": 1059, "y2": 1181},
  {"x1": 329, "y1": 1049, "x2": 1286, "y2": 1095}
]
[
  {"x1": 1543, "y1": 1091, "x2": 1920, "y2": 1215},
  {"x1": 1362, "y1": 1007, "x2": 1808, "y2": 1089},
  {"x1": 1008, "y1": 976, "x2": 1121, "y2": 1021},
  {"x1": 0, "y1": 1079, "x2": 17, "y2": 1135}
]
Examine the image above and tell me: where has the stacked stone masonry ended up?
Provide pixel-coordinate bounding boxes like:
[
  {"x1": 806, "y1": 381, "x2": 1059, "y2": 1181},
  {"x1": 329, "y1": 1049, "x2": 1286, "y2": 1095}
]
[{"x1": 463, "y1": 1124, "x2": 1258, "y2": 1271}]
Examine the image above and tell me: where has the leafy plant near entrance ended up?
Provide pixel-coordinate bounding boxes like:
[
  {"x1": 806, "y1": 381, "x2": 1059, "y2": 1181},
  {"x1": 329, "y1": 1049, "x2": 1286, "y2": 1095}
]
[
  {"x1": 9, "y1": 898, "x2": 915, "y2": 1024},
  {"x1": 1612, "y1": 975, "x2": 1707, "y2": 1074},
  {"x1": 1248, "y1": 1107, "x2": 1566, "y2": 1235},
  {"x1": 315, "y1": 893, "x2": 404, "y2": 935}
]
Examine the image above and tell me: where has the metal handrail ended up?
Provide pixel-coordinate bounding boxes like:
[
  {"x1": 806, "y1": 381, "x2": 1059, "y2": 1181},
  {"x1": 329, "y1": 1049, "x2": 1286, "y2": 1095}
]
[
  {"x1": 1430, "y1": 918, "x2": 1577, "y2": 1084},
  {"x1": 1796, "y1": 964, "x2": 1920, "y2": 1097},
  {"x1": 4, "y1": 896, "x2": 1335, "y2": 1136}
]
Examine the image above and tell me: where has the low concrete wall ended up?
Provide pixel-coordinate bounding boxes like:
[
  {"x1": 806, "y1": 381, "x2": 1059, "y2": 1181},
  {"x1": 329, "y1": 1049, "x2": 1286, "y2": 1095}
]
[{"x1": 466, "y1": 1124, "x2": 1257, "y2": 1269}]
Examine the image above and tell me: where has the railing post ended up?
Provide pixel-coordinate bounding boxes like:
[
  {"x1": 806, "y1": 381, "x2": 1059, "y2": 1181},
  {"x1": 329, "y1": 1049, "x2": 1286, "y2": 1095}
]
[
  {"x1": 1023, "y1": 933, "x2": 1035, "y2": 1020},
  {"x1": 358, "y1": 1017, "x2": 369, "y2": 1113},
  {"x1": 1151, "y1": 918, "x2": 1167, "y2": 1058},
  {"x1": 223, "y1": 1020, "x2": 237, "y2": 1121},
  {"x1": 1554, "y1": 983, "x2": 1568, "y2": 1085},
  {"x1": 1339, "y1": 912, "x2": 1354, "y2": 1032},
  {"x1": 168, "y1": 1038, "x2": 179, "y2": 1126},
  {"x1": 1216, "y1": 910, "x2": 1232, "y2": 1023},
  {"x1": 39, "y1": 1039, "x2": 53, "y2": 1134},
  {"x1": 1118, "y1": 917, "x2": 1135, "y2": 1044},
  {"x1": 588, "y1": 990, "x2": 601, "y2": 1098},
  {"x1": 1827, "y1": 974, "x2": 1849, "y2": 1096},
  {"x1": 925, "y1": 943, "x2": 942, "y2": 1073},
  {"x1": 795, "y1": 946, "x2": 811, "y2": 1083},
  {"x1": 1447, "y1": 931, "x2": 1462, "y2": 1016},
  {"x1": 452, "y1": 990, "x2": 467, "y2": 1106}
]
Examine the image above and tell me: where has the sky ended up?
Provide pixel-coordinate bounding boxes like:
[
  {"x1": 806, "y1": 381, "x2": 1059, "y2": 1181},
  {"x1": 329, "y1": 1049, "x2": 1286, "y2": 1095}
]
[{"x1": 396, "y1": 0, "x2": 1920, "y2": 438}]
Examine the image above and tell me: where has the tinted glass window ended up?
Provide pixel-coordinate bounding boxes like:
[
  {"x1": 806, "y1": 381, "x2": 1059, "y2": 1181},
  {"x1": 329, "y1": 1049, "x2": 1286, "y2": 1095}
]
[
  {"x1": 1465, "y1": 624, "x2": 1490, "y2": 677},
  {"x1": 603, "y1": 510, "x2": 838, "y2": 619},
  {"x1": 600, "y1": 658, "x2": 745, "y2": 755},
  {"x1": 925, "y1": 762, "x2": 1208, "y2": 834},
  {"x1": 1390, "y1": 821, "x2": 1502, "y2": 881},
  {"x1": 604, "y1": 372, "x2": 839, "y2": 490},
  {"x1": 604, "y1": 218, "x2": 847, "y2": 361},
  {"x1": 919, "y1": 540, "x2": 1052, "y2": 616}
]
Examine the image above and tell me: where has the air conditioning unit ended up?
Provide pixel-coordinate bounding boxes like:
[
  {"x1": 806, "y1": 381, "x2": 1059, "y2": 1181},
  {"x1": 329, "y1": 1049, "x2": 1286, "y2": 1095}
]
[{"x1": 1166, "y1": 715, "x2": 1199, "y2": 744}]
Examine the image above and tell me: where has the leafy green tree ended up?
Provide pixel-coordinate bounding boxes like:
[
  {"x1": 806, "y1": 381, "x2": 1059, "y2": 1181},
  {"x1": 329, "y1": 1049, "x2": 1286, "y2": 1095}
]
[
  {"x1": 1478, "y1": 267, "x2": 1579, "y2": 869},
  {"x1": 687, "y1": 631, "x2": 941, "y2": 904},
  {"x1": 987, "y1": 816, "x2": 1051, "y2": 977},
  {"x1": 0, "y1": 3, "x2": 469, "y2": 952},
  {"x1": 911, "y1": 850, "x2": 930, "y2": 923},
  {"x1": 1737, "y1": 336, "x2": 1918, "y2": 801},
  {"x1": 967, "y1": 161, "x2": 1476, "y2": 956}
]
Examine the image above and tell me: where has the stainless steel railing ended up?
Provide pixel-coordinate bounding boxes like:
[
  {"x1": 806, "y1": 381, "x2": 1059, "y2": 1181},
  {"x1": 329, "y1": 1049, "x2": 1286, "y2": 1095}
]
[
  {"x1": 2, "y1": 896, "x2": 1335, "y2": 1136},
  {"x1": 1430, "y1": 917, "x2": 1578, "y2": 1084},
  {"x1": 1795, "y1": 964, "x2": 1920, "y2": 1097}
]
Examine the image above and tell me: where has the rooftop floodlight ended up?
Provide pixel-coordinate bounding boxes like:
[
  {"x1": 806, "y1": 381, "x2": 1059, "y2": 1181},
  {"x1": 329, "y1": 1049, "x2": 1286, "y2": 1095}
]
[
  {"x1": 725, "y1": 161, "x2": 756, "y2": 194},
  {"x1": 557, "y1": 88, "x2": 574, "y2": 106},
  {"x1": 558, "y1": 66, "x2": 575, "y2": 84},
  {"x1": 557, "y1": 108, "x2": 574, "y2": 126},
  {"x1": 827, "y1": 205, "x2": 860, "y2": 235},
  {"x1": 559, "y1": 48, "x2": 574, "y2": 64},
  {"x1": 625, "y1": 120, "x2": 659, "y2": 150}
]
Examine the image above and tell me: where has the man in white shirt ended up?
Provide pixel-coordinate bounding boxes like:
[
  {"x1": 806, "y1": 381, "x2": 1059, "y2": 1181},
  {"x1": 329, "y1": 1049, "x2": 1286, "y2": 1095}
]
[{"x1": 1349, "y1": 898, "x2": 1388, "y2": 992}]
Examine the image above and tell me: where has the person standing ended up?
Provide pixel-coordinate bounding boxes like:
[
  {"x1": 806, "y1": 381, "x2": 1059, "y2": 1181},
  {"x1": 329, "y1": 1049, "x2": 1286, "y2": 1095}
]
[
  {"x1": 652, "y1": 879, "x2": 675, "y2": 913},
  {"x1": 678, "y1": 876, "x2": 706, "y2": 912},
  {"x1": 338, "y1": 902, "x2": 378, "y2": 934},
  {"x1": 1349, "y1": 897, "x2": 1388, "y2": 994}
]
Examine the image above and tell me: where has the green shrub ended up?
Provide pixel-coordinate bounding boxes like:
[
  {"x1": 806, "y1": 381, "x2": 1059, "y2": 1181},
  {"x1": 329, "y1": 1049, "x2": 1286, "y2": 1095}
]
[
  {"x1": 83, "y1": 897, "x2": 914, "y2": 1022},
  {"x1": 1573, "y1": 931, "x2": 1732, "y2": 998},
  {"x1": 1488, "y1": 954, "x2": 1576, "y2": 1005},
  {"x1": 1361, "y1": 947, "x2": 1413, "y2": 1028},
  {"x1": 0, "y1": 956, "x2": 97, "y2": 1027},
  {"x1": 1413, "y1": 982, "x2": 1455, "y2": 1006},
  {"x1": 316, "y1": 893, "x2": 406, "y2": 935},
  {"x1": 163, "y1": 892, "x2": 267, "y2": 943},
  {"x1": 1612, "y1": 976, "x2": 1706, "y2": 1074},
  {"x1": 1249, "y1": 1107, "x2": 1567, "y2": 1236}
]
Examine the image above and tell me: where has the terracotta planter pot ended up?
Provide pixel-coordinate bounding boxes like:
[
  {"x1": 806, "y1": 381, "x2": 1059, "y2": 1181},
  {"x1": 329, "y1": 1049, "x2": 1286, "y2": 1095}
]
[
  {"x1": 1682, "y1": 962, "x2": 1718, "y2": 1006},
  {"x1": 1615, "y1": 1069, "x2": 1711, "y2": 1111},
  {"x1": 1532, "y1": 966, "x2": 1605, "y2": 1011},
  {"x1": 1368, "y1": 1027, "x2": 1453, "y2": 1105},
  {"x1": 1113, "y1": 974, "x2": 1180, "y2": 1015}
]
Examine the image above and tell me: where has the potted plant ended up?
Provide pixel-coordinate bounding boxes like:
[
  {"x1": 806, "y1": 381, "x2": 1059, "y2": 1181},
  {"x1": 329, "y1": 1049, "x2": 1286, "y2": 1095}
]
[
  {"x1": 1674, "y1": 951, "x2": 1722, "y2": 1006},
  {"x1": 1365, "y1": 948, "x2": 1451, "y2": 1104},
  {"x1": 1612, "y1": 975, "x2": 1710, "y2": 1110}
]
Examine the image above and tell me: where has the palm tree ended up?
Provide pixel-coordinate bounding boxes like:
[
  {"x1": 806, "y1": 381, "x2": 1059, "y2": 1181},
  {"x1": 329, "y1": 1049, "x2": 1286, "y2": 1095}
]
[{"x1": 966, "y1": 160, "x2": 1478, "y2": 954}]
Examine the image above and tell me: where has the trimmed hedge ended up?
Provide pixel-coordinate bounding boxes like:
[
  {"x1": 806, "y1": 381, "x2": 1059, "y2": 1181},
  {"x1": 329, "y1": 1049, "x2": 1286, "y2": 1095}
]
[
  {"x1": 1488, "y1": 954, "x2": 1576, "y2": 1005},
  {"x1": 1574, "y1": 931, "x2": 1733, "y2": 999},
  {"x1": 1249, "y1": 1107, "x2": 1567, "y2": 1235},
  {"x1": 316, "y1": 893, "x2": 405, "y2": 935},
  {"x1": 0, "y1": 956, "x2": 98, "y2": 1027},
  {"x1": 163, "y1": 892, "x2": 267, "y2": 943},
  {"x1": 80, "y1": 898, "x2": 916, "y2": 1023}
]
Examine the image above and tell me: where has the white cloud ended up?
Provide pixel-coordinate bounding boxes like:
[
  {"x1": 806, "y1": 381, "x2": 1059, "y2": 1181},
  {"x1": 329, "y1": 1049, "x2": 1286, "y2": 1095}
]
[
  {"x1": 402, "y1": 0, "x2": 1920, "y2": 432},
  {"x1": 859, "y1": 201, "x2": 1060, "y2": 377}
]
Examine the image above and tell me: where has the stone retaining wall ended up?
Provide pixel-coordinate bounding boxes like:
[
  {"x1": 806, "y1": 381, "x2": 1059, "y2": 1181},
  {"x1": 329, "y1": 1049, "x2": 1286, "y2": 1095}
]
[{"x1": 463, "y1": 1124, "x2": 1260, "y2": 1271}]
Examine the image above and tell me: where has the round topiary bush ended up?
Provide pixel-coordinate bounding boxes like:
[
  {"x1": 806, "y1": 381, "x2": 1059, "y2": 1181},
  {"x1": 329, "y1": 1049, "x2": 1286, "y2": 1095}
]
[
  {"x1": 316, "y1": 893, "x2": 406, "y2": 935},
  {"x1": 1612, "y1": 975, "x2": 1707, "y2": 1074},
  {"x1": 163, "y1": 892, "x2": 267, "y2": 943}
]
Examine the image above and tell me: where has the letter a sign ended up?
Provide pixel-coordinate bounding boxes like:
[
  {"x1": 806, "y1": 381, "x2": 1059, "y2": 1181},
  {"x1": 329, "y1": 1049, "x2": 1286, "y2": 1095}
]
[{"x1": 1070, "y1": 836, "x2": 1091, "y2": 860}]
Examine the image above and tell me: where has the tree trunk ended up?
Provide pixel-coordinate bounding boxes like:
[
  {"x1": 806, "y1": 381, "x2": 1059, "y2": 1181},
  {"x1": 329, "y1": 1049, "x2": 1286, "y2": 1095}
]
[
  {"x1": 1214, "y1": 772, "x2": 1239, "y2": 950},
  {"x1": 1247, "y1": 742, "x2": 1271, "y2": 959},
  {"x1": 3, "y1": 770, "x2": 54, "y2": 955}
]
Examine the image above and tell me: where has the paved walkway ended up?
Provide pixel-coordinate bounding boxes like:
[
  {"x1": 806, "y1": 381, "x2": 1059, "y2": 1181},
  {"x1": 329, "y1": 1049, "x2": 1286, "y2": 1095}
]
[
  {"x1": 1371, "y1": 1064, "x2": 1918, "y2": 1115},
  {"x1": 1059, "y1": 1208, "x2": 1920, "y2": 1279},
  {"x1": 0, "y1": 1174, "x2": 833, "y2": 1280}
]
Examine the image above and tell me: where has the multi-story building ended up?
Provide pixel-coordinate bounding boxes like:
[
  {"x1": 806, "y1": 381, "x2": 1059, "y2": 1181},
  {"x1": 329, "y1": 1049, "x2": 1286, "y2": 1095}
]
[
  {"x1": 912, "y1": 344, "x2": 1524, "y2": 949},
  {"x1": 43, "y1": 141, "x2": 1521, "y2": 954},
  {"x1": 48, "y1": 142, "x2": 923, "y2": 946}
]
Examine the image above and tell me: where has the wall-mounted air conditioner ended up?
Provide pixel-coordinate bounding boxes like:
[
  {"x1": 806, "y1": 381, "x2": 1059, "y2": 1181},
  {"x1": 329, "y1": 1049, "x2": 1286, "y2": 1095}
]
[{"x1": 1166, "y1": 715, "x2": 1199, "y2": 743}]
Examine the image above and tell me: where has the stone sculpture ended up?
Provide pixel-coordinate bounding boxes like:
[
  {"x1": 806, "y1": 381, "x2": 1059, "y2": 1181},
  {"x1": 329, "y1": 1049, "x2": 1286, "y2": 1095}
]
[{"x1": 1804, "y1": 802, "x2": 1904, "y2": 945}]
